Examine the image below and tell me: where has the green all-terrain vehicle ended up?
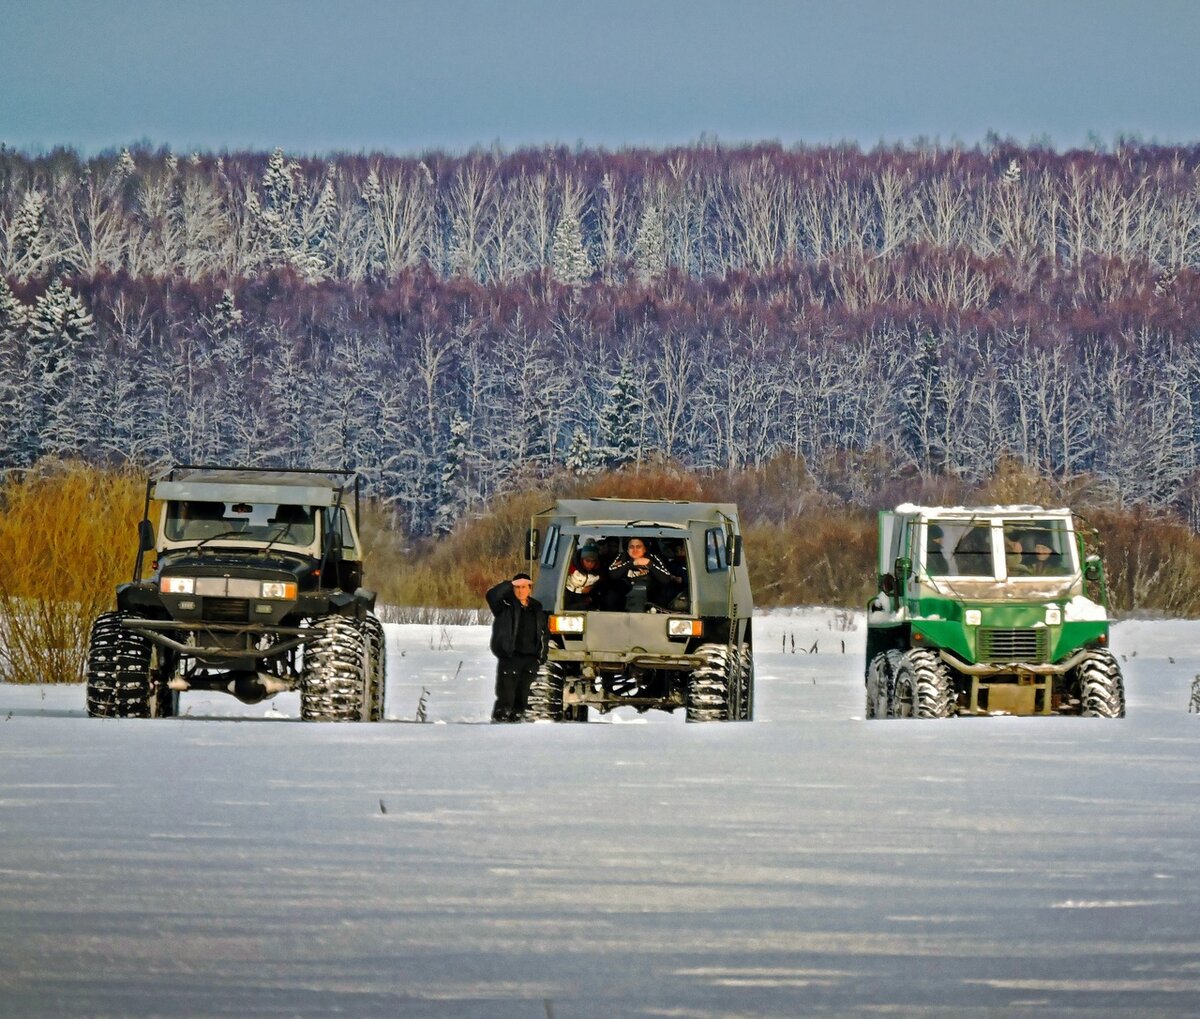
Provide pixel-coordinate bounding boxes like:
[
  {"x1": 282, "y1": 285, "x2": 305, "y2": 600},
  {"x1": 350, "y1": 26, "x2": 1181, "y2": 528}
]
[
  {"x1": 85, "y1": 466, "x2": 386, "y2": 721},
  {"x1": 865, "y1": 505, "x2": 1125, "y2": 718},
  {"x1": 525, "y1": 498, "x2": 753, "y2": 722}
]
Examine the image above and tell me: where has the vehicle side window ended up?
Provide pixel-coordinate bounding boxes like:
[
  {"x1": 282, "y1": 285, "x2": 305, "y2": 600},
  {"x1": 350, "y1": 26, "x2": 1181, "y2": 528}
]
[
  {"x1": 705, "y1": 528, "x2": 727, "y2": 572},
  {"x1": 541, "y1": 525, "x2": 560, "y2": 567},
  {"x1": 338, "y1": 508, "x2": 357, "y2": 551}
]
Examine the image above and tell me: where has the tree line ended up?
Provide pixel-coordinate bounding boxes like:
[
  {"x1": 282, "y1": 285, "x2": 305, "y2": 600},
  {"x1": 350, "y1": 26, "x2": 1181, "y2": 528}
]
[{"x1": 1, "y1": 139, "x2": 1199, "y2": 535}]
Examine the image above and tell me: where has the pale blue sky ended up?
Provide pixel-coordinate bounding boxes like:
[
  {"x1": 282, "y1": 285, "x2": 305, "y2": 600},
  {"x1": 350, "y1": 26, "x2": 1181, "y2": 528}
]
[{"x1": 2, "y1": 0, "x2": 1197, "y2": 156}]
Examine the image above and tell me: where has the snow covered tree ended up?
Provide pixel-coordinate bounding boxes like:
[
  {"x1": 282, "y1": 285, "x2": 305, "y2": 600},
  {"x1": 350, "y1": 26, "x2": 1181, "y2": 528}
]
[
  {"x1": 434, "y1": 412, "x2": 473, "y2": 535},
  {"x1": 634, "y1": 201, "x2": 667, "y2": 280},
  {"x1": 114, "y1": 148, "x2": 137, "y2": 182},
  {"x1": 599, "y1": 355, "x2": 643, "y2": 468},
  {"x1": 899, "y1": 330, "x2": 948, "y2": 476},
  {"x1": 551, "y1": 204, "x2": 592, "y2": 284},
  {"x1": 0, "y1": 278, "x2": 28, "y2": 467},
  {"x1": 10, "y1": 189, "x2": 47, "y2": 279},
  {"x1": 24, "y1": 279, "x2": 96, "y2": 461},
  {"x1": 564, "y1": 426, "x2": 602, "y2": 475}
]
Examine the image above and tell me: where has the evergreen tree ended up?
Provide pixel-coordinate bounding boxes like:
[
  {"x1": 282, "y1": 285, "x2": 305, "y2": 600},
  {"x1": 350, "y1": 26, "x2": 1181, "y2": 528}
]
[
  {"x1": 434, "y1": 413, "x2": 472, "y2": 535},
  {"x1": 564, "y1": 426, "x2": 602, "y2": 475},
  {"x1": 11, "y1": 189, "x2": 46, "y2": 278},
  {"x1": 899, "y1": 330, "x2": 948, "y2": 476},
  {"x1": 634, "y1": 202, "x2": 667, "y2": 280},
  {"x1": 24, "y1": 279, "x2": 96, "y2": 461},
  {"x1": 551, "y1": 207, "x2": 592, "y2": 284},
  {"x1": 0, "y1": 278, "x2": 28, "y2": 467},
  {"x1": 599, "y1": 356, "x2": 642, "y2": 468}
]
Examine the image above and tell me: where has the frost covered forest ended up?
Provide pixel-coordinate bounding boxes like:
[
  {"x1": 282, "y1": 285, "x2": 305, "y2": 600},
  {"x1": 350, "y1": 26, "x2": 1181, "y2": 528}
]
[{"x1": 3, "y1": 140, "x2": 1200, "y2": 535}]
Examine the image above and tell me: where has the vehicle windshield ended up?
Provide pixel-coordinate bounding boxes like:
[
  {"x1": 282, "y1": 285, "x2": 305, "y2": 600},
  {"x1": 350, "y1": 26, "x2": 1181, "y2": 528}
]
[
  {"x1": 164, "y1": 500, "x2": 317, "y2": 546},
  {"x1": 923, "y1": 518, "x2": 1074, "y2": 579},
  {"x1": 1001, "y1": 518, "x2": 1074, "y2": 577},
  {"x1": 924, "y1": 521, "x2": 994, "y2": 578},
  {"x1": 563, "y1": 534, "x2": 691, "y2": 612}
]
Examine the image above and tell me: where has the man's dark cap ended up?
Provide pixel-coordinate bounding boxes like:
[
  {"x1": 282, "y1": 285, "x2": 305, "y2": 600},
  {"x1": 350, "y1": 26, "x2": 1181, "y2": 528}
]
[{"x1": 513, "y1": 572, "x2": 532, "y2": 582}]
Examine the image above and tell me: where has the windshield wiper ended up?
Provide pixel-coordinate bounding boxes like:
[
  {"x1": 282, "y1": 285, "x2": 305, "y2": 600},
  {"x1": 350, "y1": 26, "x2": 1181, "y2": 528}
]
[
  {"x1": 192, "y1": 530, "x2": 246, "y2": 553},
  {"x1": 258, "y1": 524, "x2": 294, "y2": 556}
]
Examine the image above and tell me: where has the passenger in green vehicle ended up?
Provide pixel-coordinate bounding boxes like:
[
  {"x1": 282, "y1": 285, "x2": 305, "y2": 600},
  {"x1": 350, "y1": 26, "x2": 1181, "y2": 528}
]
[
  {"x1": 1005, "y1": 533, "x2": 1031, "y2": 575},
  {"x1": 1027, "y1": 532, "x2": 1066, "y2": 575},
  {"x1": 925, "y1": 524, "x2": 950, "y2": 575}
]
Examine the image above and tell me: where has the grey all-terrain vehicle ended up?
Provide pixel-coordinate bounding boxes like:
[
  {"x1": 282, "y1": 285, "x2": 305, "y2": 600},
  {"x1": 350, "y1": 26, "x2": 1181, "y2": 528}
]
[
  {"x1": 85, "y1": 466, "x2": 386, "y2": 721},
  {"x1": 525, "y1": 498, "x2": 753, "y2": 722}
]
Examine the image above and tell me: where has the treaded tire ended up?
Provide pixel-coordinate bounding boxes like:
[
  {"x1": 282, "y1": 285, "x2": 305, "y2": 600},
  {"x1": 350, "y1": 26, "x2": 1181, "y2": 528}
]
[
  {"x1": 86, "y1": 611, "x2": 174, "y2": 718},
  {"x1": 890, "y1": 648, "x2": 954, "y2": 719},
  {"x1": 865, "y1": 651, "x2": 892, "y2": 719},
  {"x1": 300, "y1": 615, "x2": 373, "y2": 722},
  {"x1": 1076, "y1": 649, "x2": 1126, "y2": 718},
  {"x1": 686, "y1": 643, "x2": 734, "y2": 722},
  {"x1": 362, "y1": 612, "x2": 387, "y2": 721},
  {"x1": 734, "y1": 642, "x2": 754, "y2": 720},
  {"x1": 525, "y1": 661, "x2": 564, "y2": 721}
]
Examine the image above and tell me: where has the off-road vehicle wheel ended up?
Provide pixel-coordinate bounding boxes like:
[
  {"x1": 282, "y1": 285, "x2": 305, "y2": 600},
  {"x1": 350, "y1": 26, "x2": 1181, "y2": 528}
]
[
  {"x1": 1076, "y1": 649, "x2": 1126, "y2": 718},
  {"x1": 362, "y1": 612, "x2": 387, "y2": 721},
  {"x1": 525, "y1": 661, "x2": 564, "y2": 721},
  {"x1": 732, "y1": 642, "x2": 754, "y2": 720},
  {"x1": 686, "y1": 643, "x2": 734, "y2": 722},
  {"x1": 865, "y1": 651, "x2": 893, "y2": 718},
  {"x1": 300, "y1": 615, "x2": 374, "y2": 722},
  {"x1": 86, "y1": 612, "x2": 177, "y2": 718},
  {"x1": 890, "y1": 648, "x2": 954, "y2": 719}
]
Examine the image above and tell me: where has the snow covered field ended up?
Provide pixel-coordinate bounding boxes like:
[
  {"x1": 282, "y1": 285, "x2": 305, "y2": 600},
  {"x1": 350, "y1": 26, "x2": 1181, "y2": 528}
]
[{"x1": 2, "y1": 610, "x2": 1199, "y2": 1018}]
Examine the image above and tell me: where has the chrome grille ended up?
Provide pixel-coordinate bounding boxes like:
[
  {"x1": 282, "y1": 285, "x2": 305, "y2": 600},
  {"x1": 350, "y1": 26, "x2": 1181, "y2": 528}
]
[{"x1": 978, "y1": 627, "x2": 1047, "y2": 662}]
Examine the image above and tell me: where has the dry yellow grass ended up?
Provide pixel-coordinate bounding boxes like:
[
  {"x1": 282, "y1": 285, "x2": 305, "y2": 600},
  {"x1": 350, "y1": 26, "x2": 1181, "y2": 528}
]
[{"x1": 0, "y1": 462, "x2": 145, "y2": 683}]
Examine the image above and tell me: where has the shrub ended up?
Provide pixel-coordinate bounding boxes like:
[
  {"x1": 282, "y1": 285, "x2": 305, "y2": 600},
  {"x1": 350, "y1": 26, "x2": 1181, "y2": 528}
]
[{"x1": 0, "y1": 463, "x2": 145, "y2": 683}]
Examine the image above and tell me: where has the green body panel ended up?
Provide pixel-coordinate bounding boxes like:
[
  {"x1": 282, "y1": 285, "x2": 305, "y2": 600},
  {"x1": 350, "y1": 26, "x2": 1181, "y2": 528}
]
[{"x1": 912, "y1": 616, "x2": 1108, "y2": 665}]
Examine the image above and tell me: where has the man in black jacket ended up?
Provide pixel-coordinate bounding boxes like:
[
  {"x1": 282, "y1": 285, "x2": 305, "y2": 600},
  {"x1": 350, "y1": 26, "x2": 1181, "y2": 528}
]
[{"x1": 486, "y1": 573, "x2": 549, "y2": 722}]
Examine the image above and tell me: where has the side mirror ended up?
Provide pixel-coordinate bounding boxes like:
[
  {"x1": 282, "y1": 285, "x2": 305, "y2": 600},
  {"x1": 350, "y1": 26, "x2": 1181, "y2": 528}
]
[
  {"x1": 727, "y1": 534, "x2": 743, "y2": 567},
  {"x1": 880, "y1": 573, "x2": 897, "y2": 596},
  {"x1": 1084, "y1": 555, "x2": 1102, "y2": 582},
  {"x1": 526, "y1": 528, "x2": 540, "y2": 560},
  {"x1": 138, "y1": 519, "x2": 155, "y2": 552},
  {"x1": 894, "y1": 557, "x2": 912, "y2": 587}
]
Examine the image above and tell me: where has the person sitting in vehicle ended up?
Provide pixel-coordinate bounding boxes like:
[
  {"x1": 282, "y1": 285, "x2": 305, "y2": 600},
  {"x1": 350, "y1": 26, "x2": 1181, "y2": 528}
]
[
  {"x1": 607, "y1": 537, "x2": 673, "y2": 612},
  {"x1": 563, "y1": 543, "x2": 605, "y2": 609},
  {"x1": 1027, "y1": 531, "x2": 1066, "y2": 575},
  {"x1": 1004, "y1": 531, "x2": 1031, "y2": 575},
  {"x1": 664, "y1": 539, "x2": 690, "y2": 610},
  {"x1": 925, "y1": 524, "x2": 950, "y2": 575},
  {"x1": 954, "y1": 525, "x2": 993, "y2": 576}
]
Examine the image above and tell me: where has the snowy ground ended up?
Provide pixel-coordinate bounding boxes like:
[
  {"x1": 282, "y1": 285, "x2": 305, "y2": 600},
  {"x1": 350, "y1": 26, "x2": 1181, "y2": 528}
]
[{"x1": 2, "y1": 610, "x2": 1200, "y2": 1018}]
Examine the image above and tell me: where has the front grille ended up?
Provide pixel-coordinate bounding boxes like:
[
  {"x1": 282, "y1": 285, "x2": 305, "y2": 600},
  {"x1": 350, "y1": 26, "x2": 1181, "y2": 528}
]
[
  {"x1": 206, "y1": 598, "x2": 250, "y2": 622},
  {"x1": 978, "y1": 627, "x2": 1048, "y2": 662}
]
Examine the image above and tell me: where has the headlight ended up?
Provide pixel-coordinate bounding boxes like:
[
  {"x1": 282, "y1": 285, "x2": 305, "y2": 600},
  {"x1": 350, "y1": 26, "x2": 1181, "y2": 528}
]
[
  {"x1": 668, "y1": 618, "x2": 702, "y2": 637},
  {"x1": 964, "y1": 609, "x2": 981, "y2": 626},
  {"x1": 550, "y1": 614, "x2": 585, "y2": 634},
  {"x1": 1045, "y1": 607, "x2": 1062, "y2": 626},
  {"x1": 260, "y1": 581, "x2": 298, "y2": 600},
  {"x1": 160, "y1": 576, "x2": 195, "y2": 595}
]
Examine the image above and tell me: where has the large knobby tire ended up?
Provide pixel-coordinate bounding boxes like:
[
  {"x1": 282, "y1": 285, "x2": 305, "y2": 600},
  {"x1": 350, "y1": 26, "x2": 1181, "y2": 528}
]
[
  {"x1": 86, "y1": 612, "x2": 176, "y2": 718},
  {"x1": 362, "y1": 612, "x2": 387, "y2": 721},
  {"x1": 889, "y1": 648, "x2": 955, "y2": 719},
  {"x1": 1076, "y1": 649, "x2": 1126, "y2": 718},
  {"x1": 525, "y1": 661, "x2": 564, "y2": 721},
  {"x1": 300, "y1": 615, "x2": 374, "y2": 722},
  {"x1": 686, "y1": 643, "x2": 734, "y2": 722},
  {"x1": 865, "y1": 651, "x2": 892, "y2": 719},
  {"x1": 734, "y1": 642, "x2": 754, "y2": 721}
]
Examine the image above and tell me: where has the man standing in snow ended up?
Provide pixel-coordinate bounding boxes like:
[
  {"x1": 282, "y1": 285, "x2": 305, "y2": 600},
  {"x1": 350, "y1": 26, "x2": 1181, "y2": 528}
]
[{"x1": 486, "y1": 573, "x2": 549, "y2": 722}]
